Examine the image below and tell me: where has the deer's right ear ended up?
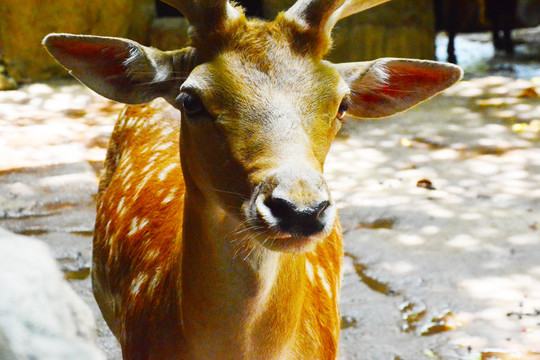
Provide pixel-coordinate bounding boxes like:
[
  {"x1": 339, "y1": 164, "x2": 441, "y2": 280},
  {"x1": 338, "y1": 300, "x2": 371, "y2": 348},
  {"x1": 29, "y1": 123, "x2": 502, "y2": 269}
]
[{"x1": 43, "y1": 34, "x2": 193, "y2": 105}]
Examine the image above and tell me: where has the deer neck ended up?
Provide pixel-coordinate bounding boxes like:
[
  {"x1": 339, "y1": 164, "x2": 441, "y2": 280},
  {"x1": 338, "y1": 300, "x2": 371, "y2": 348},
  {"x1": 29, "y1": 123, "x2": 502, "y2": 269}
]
[{"x1": 179, "y1": 185, "x2": 308, "y2": 359}]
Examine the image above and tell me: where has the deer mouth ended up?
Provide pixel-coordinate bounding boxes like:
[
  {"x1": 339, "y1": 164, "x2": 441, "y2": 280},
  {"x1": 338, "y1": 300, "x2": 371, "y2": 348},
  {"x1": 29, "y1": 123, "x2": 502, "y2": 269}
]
[
  {"x1": 242, "y1": 187, "x2": 337, "y2": 253},
  {"x1": 256, "y1": 230, "x2": 330, "y2": 253}
]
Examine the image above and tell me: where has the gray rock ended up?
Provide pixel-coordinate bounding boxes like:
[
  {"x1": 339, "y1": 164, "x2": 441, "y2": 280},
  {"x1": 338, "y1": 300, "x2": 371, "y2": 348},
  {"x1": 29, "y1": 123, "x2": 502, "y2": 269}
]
[
  {"x1": 0, "y1": 228, "x2": 104, "y2": 360},
  {"x1": 0, "y1": 330, "x2": 17, "y2": 360}
]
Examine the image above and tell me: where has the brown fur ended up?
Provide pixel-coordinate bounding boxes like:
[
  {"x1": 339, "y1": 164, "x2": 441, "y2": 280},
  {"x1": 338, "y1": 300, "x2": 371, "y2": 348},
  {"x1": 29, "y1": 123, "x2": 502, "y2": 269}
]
[{"x1": 93, "y1": 96, "x2": 343, "y2": 359}]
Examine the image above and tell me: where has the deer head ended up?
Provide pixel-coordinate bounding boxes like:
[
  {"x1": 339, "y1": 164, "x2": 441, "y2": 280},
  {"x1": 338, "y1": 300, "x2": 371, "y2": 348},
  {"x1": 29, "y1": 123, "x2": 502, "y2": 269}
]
[{"x1": 43, "y1": 0, "x2": 462, "y2": 253}]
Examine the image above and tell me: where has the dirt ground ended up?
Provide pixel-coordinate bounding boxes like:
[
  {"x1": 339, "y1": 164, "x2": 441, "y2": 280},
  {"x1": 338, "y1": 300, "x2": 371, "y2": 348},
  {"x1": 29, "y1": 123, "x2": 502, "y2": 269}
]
[{"x1": 0, "y1": 30, "x2": 539, "y2": 359}]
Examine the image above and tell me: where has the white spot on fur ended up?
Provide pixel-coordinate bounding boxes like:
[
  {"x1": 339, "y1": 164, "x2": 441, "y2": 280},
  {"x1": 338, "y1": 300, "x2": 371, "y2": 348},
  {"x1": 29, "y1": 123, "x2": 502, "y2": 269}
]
[
  {"x1": 142, "y1": 162, "x2": 153, "y2": 174},
  {"x1": 105, "y1": 220, "x2": 112, "y2": 237},
  {"x1": 130, "y1": 273, "x2": 149, "y2": 295},
  {"x1": 155, "y1": 142, "x2": 173, "y2": 151},
  {"x1": 145, "y1": 249, "x2": 160, "y2": 263},
  {"x1": 128, "y1": 216, "x2": 140, "y2": 236},
  {"x1": 139, "y1": 218, "x2": 149, "y2": 230},
  {"x1": 318, "y1": 267, "x2": 332, "y2": 298},
  {"x1": 126, "y1": 117, "x2": 138, "y2": 128},
  {"x1": 306, "y1": 261, "x2": 315, "y2": 283},
  {"x1": 122, "y1": 162, "x2": 133, "y2": 174},
  {"x1": 118, "y1": 106, "x2": 128, "y2": 119},
  {"x1": 161, "y1": 127, "x2": 174, "y2": 137},
  {"x1": 162, "y1": 188, "x2": 177, "y2": 204},
  {"x1": 158, "y1": 163, "x2": 177, "y2": 181},
  {"x1": 120, "y1": 168, "x2": 134, "y2": 186},
  {"x1": 107, "y1": 235, "x2": 116, "y2": 259},
  {"x1": 106, "y1": 234, "x2": 115, "y2": 247},
  {"x1": 143, "y1": 172, "x2": 154, "y2": 183},
  {"x1": 135, "y1": 172, "x2": 154, "y2": 196},
  {"x1": 117, "y1": 197, "x2": 126, "y2": 214},
  {"x1": 147, "y1": 267, "x2": 163, "y2": 294},
  {"x1": 127, "y1": 216, "x2": 149, "y2": 236}
]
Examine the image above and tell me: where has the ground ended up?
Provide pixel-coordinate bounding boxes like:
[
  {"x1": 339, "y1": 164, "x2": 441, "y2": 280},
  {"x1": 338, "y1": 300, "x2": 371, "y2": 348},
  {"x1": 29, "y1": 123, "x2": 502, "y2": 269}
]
[{"x1": 0, "y1": 30, "x2": 539, "y2": 359}]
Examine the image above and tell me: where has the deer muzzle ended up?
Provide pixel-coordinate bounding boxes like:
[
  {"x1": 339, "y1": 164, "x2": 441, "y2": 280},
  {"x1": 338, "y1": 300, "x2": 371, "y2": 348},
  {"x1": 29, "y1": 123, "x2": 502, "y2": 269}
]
[{"x1": 245, "y1": 166, "x2": 337, "y2": 252}]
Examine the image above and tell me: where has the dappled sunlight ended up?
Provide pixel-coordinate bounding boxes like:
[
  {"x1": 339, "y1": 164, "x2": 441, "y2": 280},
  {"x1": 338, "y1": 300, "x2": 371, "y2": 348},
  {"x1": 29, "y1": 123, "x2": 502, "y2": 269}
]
[
  {"x1": 331, "y1": 74, "x2": 540, "y2": 355},
  {"x1": 446, "y1": 234, "x2": 480, "y2": 249},
  {"x1": 379, "y1": 260, "x2": 417, "y2": 275},
  {"x1": 0, "y1": 81, "x2": 121, "y2": 170},
  {"x1": 455, "y1": 275, "x2": 540, "y2": 352},
  {"x1": 397, "y1": 234, "x2": 426, "y2": 246}
]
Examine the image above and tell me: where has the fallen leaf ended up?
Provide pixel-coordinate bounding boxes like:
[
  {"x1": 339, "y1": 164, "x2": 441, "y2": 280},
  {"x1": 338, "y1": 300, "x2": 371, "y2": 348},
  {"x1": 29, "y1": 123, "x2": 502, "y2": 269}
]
[
  {"x1": 517, "y1": 87, "x2": 539, "y2": 99},
  {"x1": 417, "y1": 179, "x2": 436, "y2": 190}
]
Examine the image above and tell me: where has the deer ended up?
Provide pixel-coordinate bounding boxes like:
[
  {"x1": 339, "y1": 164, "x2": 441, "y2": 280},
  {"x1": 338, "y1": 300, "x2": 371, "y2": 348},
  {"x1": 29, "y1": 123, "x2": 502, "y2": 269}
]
[{"x1": 43, "y1": 0, "x2": 462, "y2": 359}]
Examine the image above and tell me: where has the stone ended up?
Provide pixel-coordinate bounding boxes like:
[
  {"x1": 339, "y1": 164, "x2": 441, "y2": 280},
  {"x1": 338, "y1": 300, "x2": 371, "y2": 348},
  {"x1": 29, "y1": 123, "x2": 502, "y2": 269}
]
[
  {"x1": 0, "y1": 228, "x2": 105, "y2": 360},
  {"x1": 0, "y1": 330, "x2": 16, "y2": 360},
  {"x1": 0, "y1": 0, "x2": 136, "y2": 81}
]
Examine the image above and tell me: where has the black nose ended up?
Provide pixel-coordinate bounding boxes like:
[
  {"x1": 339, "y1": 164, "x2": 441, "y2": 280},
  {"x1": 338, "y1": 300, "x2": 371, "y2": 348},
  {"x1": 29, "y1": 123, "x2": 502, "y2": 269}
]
[{"x1": 263, "y1": 196, "x2": 331, "y2": 237}]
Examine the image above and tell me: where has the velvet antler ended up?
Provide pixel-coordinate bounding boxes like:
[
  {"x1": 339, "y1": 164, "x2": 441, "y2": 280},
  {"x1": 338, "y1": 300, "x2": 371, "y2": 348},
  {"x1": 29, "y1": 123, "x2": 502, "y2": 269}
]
[
  {"x1": 284, "y1": 0, "x2": 392, "y2": 56},
  {"x1": 160, "y1": 0, "x2": 243, "y2": 37}
]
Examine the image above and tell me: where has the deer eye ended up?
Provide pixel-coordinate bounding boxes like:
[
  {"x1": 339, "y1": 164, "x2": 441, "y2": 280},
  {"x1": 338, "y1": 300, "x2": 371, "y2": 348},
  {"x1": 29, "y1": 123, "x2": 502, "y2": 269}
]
[
  {"x1": 337, "y1": 98, "x2": 349, "y2": 120},
  {"x1": 178, "y1": 92, "x2": 205, "y2": 117}
]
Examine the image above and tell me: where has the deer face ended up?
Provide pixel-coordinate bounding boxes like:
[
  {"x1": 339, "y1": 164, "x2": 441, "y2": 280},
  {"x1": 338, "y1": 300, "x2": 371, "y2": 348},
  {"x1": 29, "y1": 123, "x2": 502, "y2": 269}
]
[
  {"x1": 177, "y1": 23, "x2": 349, "y2": 251},
  {"x1": 43, "y1": 0, "x2": 462, "y2": 253}
]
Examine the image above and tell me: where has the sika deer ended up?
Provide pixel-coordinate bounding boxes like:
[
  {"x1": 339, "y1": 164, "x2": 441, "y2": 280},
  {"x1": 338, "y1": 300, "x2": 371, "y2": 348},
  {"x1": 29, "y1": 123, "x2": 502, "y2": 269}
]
[{"x1": 43, "y1": 0, "x2": 462, "y2": 359}]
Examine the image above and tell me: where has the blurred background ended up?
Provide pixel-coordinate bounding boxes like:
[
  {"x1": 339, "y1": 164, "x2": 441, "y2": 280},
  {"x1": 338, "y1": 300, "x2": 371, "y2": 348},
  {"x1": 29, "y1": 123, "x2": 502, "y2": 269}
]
[{"x1": 1, "y1": 0, "x2": 539, "y2": 85}]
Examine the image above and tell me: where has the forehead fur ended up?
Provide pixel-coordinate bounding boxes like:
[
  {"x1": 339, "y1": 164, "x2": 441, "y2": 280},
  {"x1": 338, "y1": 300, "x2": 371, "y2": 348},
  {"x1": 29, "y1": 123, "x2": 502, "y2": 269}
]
[
  {"x1": 196, "y1": 44, "x2": 343, "y2": 120},
  {"x1": 184, "y1": 14, "x2": 347, "y2": 120},
  {"x1": 190, "y1": 10, "x2": 331, "y2": 62}
]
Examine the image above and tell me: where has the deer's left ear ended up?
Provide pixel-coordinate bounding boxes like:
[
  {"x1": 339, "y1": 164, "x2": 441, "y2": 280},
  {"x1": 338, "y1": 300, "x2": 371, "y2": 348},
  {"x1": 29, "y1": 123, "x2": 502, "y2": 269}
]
[{"x1": 331, "y1": 58, "x2": 463, "y2": 119}]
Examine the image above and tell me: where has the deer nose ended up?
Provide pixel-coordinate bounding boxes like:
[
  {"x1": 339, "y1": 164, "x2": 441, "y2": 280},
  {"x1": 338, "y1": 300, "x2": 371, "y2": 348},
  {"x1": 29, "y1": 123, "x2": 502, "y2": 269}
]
[
  {"x1": 249, "y1": 167, "x2": 337, "y2": 239},
  {"x1": 262, "y1": 196, "x2": 331, "y2": 237},
  {"x1": 253, "y1": 176, "x2": 336, "y2": 237}
]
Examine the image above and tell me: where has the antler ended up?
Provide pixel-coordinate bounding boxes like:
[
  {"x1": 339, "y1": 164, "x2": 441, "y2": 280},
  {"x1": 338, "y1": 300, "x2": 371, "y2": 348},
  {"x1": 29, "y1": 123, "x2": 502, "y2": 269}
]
[
  {"x1": 285, "y1": 0, "x2": 392, "y2": 50},
  {"x1": 160, "y1": 0, "x2": 242, "y2": 37}
]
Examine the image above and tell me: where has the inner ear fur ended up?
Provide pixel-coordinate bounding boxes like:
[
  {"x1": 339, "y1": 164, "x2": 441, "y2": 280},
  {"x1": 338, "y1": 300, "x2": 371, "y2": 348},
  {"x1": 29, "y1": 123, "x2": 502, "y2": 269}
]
[{"x1": 331, "y1": 58, "x2": 463, "y2": 119}]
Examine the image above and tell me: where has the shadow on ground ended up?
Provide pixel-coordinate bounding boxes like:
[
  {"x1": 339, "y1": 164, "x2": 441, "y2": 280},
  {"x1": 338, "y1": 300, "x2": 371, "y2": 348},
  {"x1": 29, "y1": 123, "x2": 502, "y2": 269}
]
[{"x1": 329, "y1": 76, "x2": 540, "y2": 359}]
